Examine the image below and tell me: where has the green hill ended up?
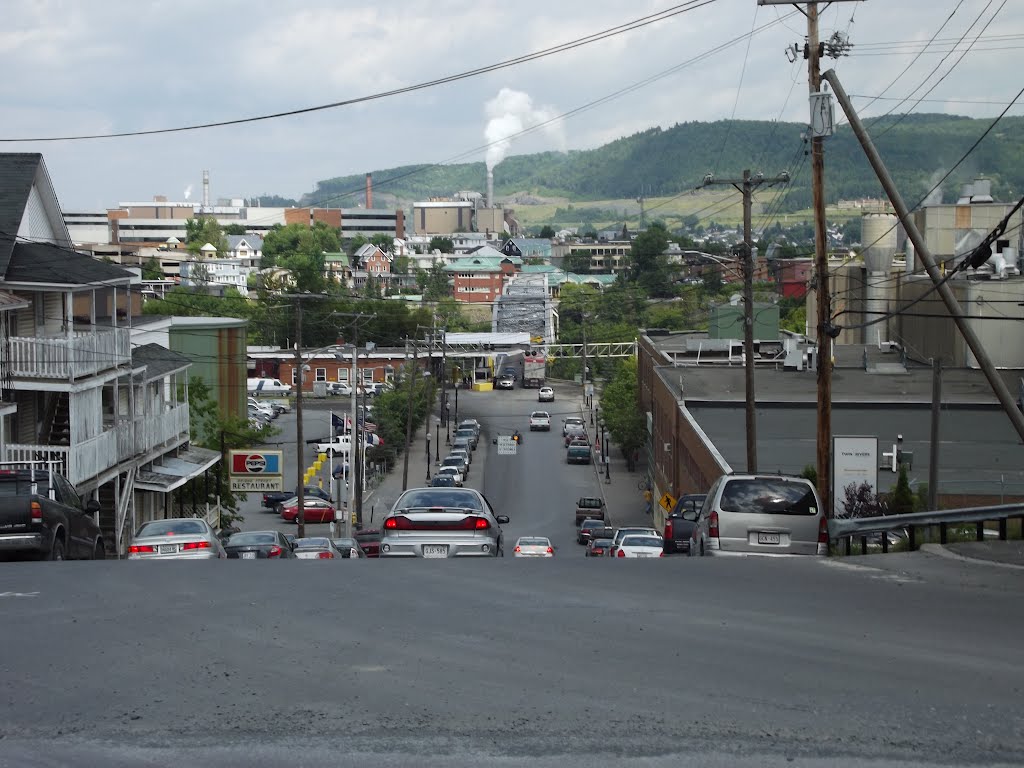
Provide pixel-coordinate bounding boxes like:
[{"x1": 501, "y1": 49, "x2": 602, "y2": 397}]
[{"x1": 292, "y1": 114, "x2": 1023, "y2": 216}]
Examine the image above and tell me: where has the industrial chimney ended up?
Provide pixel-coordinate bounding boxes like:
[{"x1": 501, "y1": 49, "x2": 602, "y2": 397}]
[
  {"x1": 487, "y1": 170, "x2": 494, "y2": 209},
  {"x1": 202, "y1": 170, "x2": 210, "y2": 209},
  {"x1": 365, "y1": 173, "x2": 373, "y2": 208}
]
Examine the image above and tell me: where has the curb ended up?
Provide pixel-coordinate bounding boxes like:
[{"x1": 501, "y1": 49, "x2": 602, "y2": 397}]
[
  {"x1": 581, "y1": 398, "x2": 613, "y2": 529},
  {"x1": 919, "y1": 543, "x2": 1024, "y2": 571}
]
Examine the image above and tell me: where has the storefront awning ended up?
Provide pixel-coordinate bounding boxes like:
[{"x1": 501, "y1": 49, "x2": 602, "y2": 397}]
[{"x1": 135, "y1": 446, "x2": 221, "y2": 492}]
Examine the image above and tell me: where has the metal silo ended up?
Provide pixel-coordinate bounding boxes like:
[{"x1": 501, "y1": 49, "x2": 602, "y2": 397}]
[{"x1": 861, "y1": 213, "x2": 898, "y2": 342}]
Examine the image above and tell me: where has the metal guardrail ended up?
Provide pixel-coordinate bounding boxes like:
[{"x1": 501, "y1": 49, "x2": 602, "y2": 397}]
[{"x1": 828, "y1": 503, "x2": 1024, "y2": 554}]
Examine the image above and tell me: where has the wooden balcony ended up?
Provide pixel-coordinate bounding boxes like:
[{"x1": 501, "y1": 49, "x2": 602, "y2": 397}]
[{"x1": 8, "y1": 327, "x2": 132, "y2": 380}]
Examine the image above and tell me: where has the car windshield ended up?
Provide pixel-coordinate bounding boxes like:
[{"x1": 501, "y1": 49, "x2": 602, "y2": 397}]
[
  {"x1": 622, "y1": 536, "x2": 662, "y2": 548},
  {"x1": 395, "y1": 489, "x2": 483, "y2": 512},
  {"x1": 136, "y1": 520, "x2": 207, "y2": 537},
  {"x1": 719, "y1": 479, "x2": 818, "y2": 515},
  {"x1": 294, "y1": 537, "x2": 330, "y2": 549},
  {"x1": 227, "y1": 533, "x2": 276, "y2": 546}
]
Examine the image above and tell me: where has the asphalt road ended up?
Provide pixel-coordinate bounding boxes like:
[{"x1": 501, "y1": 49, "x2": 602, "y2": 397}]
[{"x1": 2, "y1": 389, "x2": 1024, "y2": 766}]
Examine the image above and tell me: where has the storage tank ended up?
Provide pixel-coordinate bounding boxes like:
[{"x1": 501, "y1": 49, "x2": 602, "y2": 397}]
[{"x1": 860, "y1": 213, "x2": 898, "y2": 343}]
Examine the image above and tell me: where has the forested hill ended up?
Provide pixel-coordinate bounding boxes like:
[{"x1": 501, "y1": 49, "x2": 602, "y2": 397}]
[{"x1": 293, "y1": 114, "x2": 1023, "y2": 212}]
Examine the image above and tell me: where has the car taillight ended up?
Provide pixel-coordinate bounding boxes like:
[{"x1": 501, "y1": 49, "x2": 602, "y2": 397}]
[
  {"x1": 514, "y1": 545, "x2": 521, "y2": 553},
  {"x1": 129, "y1": 545, "x2": 155, "y2": 553},
  {"x1": 546, "y1": 547, "x2": 554, "y2": 554},
  {"x1": 659, "y1": 551, "x2": 666, "y2": 557},
  {"x1": 473, "y1": 517, "x2": 490, "y2": 530},
  {"x1": 317, "y1": 551, "x2": 334, "y2": 559},
  {"x1": 818, "y1": 515, "x2": 829, "y2": 544},
  {"x1": 181, "y1": 541, "x2": 212, "y2": 550},
  {"x1": 709, "y1": 510, "x2": 720, "y2": 538},
  {"x1": 385, "y1": 516, "x2": 490, "y2": 531},
  {"x1": 30, "y1": 501, "x2": 43, "y2": 524},
  {"x1": 616, "y1": 549, "x2": 625, "y2": 558},
  {"x1": 268, "y1": 545, "x2": 282, "y2": 558},
  {"x1": 664, "y1": 520, "x2": 673, "y2": 538}
]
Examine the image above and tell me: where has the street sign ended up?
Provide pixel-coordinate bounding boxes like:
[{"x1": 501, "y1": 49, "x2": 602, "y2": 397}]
[
  {"x1": 229, "y1": 476, "x2": 284, "y2": 492},
  {"x1": 229, "y1": 450, "x2": 282, "y2": 475},
  {"x1": 496, "y1": 436, "x2": 517, "y2": 455}
]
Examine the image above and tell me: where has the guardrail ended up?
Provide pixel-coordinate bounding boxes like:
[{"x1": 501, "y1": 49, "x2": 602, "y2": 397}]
[{"x1": 828, "y1": 503, "x2": 1024, "y2": 555}]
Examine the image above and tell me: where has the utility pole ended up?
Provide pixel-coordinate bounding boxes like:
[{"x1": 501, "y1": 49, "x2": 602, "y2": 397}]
[
  {"x1": 401, "y1": 337, "x2": 417, "y2": 491},
  {"x1": 581, "y1": 320, "x2": 588, "y2": 398},
  {"x1": 929, "y1": 358, "x2": 942, "y2": 512},
  {"x1": 699, "y1": 169, "x2": 789, "y2": 473},
  {"x1": 824, "y1": 68, "x2": 1024, "y2": 448},
  {"x1": 293, "y1": 297, "x2": 306, "y2": 540}
]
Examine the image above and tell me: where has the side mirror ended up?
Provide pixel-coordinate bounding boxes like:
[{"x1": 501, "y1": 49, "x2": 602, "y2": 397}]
[
  {"x1": 492, "y1": 438, "x2": 498, "y2": 444},
  {"x1": 85, "y1": 499, "x2": 101, "y2": 513},
  {"x1": 496, "y1": 515, "x2": 510, "y2": 525}
]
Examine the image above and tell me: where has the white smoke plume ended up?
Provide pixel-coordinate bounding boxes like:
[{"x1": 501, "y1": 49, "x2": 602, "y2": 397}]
[
  {"x1": 484, "y1": 88, "x2": 564, "y2": 172},
  {"x1": 183, "y1": 184, "x2": 193, "y2": 201},
  {"x1": 921, "y1": 170, "x2": 944, "y2": 206}
]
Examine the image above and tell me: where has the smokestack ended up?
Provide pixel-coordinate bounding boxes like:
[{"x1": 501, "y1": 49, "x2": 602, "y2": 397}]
[
  {"x1": 202, "y1": 170, "x2": 210, "y2": 209},
  {"x1": 365, "y1": 173, "x2": 373, "y2": 208},
  {"x1": 487, "y1": 170, "x2": 494, "y2": 209}
]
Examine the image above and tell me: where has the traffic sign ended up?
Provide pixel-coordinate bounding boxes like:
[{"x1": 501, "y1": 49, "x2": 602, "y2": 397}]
[
  {"x1": 229, "y1": 450, "x2": 282, "y2": 475},
  {"x1": 496, "y1": 436, "x2": 517, "y2": 455},
  {"x1": 230, "y1": 477, "x2": 284, "y2": 492}
]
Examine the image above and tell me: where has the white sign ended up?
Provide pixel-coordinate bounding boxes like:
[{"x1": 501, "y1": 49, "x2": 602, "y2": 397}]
[
  {"x1": 496, "y1": 436, "x2": 517, "y2": 456},
  {"x1": 230, "y1": 477, "x2": 284, "y2": 492},
  {"x1": 832, "y1": 436, "x2": 878, "y2": 515}
]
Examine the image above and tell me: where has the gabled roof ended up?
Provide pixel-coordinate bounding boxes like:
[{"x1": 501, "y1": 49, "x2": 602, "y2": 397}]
[
  {"x1": 4, "y1": 241, "x2": 134, "y2": 286},
  {"x1": 0, "y1": 290, "x2": 29, "y2": 311},
  {"x1": 0, "y1": 154, "x2": 43, "y2": 280},
  {"x1": 132, "y1": 343, "x2": 191, "y2": 381},
  {"x1": 443, "y1": 255, "x2": 522, "y2": 273},
  {"x1": 226, "y1": 234, "x2": 264, "y2": 251},
  {"x1": 355, "y1": 243, "x2": 391, "y2": 264}
]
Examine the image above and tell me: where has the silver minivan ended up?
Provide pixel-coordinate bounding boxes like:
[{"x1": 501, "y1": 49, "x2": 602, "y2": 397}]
[{"x1": 690, "y1": 474, "x2": 828, "y2": 557}]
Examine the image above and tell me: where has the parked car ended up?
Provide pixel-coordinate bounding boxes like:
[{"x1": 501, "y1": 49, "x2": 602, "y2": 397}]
[
  {"x1": 279, "y1": 498, "x2": 337, "y2": 524},
  {"x1": 262, "y1": 486, "x2": 332, "y2": 510},
  {"x1": 575, "y1": 497, "x2": 607, "y2": 526},
  {"x1": 449, "y1": 447, "x2": 472, "y2": 468},
  {"x1": 564, "y1": 422, "x2": 588, "y2": 445},
  {"x1": 315, "y1": 435, "x2": 352, "y2": 457},
  {"x1": 128, "y1": 518, "x2": 226, "y2": 560},
  {"x1": 689, "y1": 474, "x2": 828, "y2": 557},
  {"x1": 614, "y1": 534, "x2": 665, "y2": 559},
  {"x1": 291, "y1": 537, "x2": 345, "y2": 559},
  {"x1": 0, "y1": 465, "x2": 105, "y2": 561},
  {"x1": 247, "y1": 377, "x2": 292, "y2": 396},
  {"x1": 562, "y1": 416, "x2": 585, "y2": 438},
  {"x1": 457, "y1": 419, "x2": 482, "y2": 440},
  {"x1": 608, "y1": 527, "x2": 661, "y2": 558},
  {"x1": 529, "y1": 411, "x2": 552, "y2": 431},
  {"x1": 454, "y1": 427, "x2": 479, "y2": 450},
  {"x1": 538, "y1": 386, "x2": 555, "y2": 403},
  {"x1": 663, "y1": 494, "x2": 707, "y2": 554},
  {"x1": 435, "y1": 466, "x2": 464, "y2": 486},
  {"x1": 354, "y1": 528, "x2": 382, "y2": 558},
  {"x1": 330, "y1": 537, "x2": 368, "y2": 558},
  {"x1": 566, "y1": 443, "x2": 592, "y2": 465},
  {"x1": 577, "y1": 517, "x2": 608, "y2": 544},
  {"x1": 586, "y1": 537, "x2": 614, "y2": 557},
  {"x1": 247, "y1": 398, "x2": 278, "y2": 420},
  {"x1": 441, "y1": 455, "x2": 469, "y2": 478},
  {"x1": 513, "y1": 536, "x2": 555, "y2": 557},
  {"x1": 224, "y1": 530, "x2": 295, "y2": 559},
  {"x1": 327, "y1": 381, "x2": 352, "y2": 397},
  {"x1": 495, "y1": 375, "x2": 516, "y2": 390},
  {"x1": 431, "y1": 474, "x2": 458, "y2": 488},
  {"x1": 380, "y1": 487, "x2": 509, "y2": 558}
]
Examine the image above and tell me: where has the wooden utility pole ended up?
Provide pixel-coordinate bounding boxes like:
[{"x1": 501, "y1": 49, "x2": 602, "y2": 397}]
[
  {"x1": 292, "y1": 297, "x2": 306, "y2": 539},
  {"x1": 402, "y1": 337, "x2": 416, "y2": 491},
  {"x1": 929, "y1": 358, "x2": 942, "y2": 511},
  {"x1": 700, "y1": 169, "x2": 789, "y2": 472}
]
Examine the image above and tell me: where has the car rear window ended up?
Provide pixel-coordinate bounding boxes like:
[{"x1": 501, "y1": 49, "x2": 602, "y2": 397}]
[
  {"x1": 622, "y1": 536, "x2": 662, "y2": 548},
  {"x1": 294, "y1": 537, "x2": 330, "y2": 548},
  {"x1": 228, "y1": 532, "x2": 276, "y2": 545},
  {"x1": 395, "y1": 489, "x2": 483, "y2": 511},
  {"x1": 578, "y1": 499, "x2": 603, "y2": 509},
  {"x1": 719, "y1": 479, "x2": 819, "y2": 516},
  {"x1": 137, "y1": 519, "x2": 207, "y2": 537}
]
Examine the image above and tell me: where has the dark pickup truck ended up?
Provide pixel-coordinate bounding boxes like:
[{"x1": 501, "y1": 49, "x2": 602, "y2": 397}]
[
  {"x1": 663, "y1": 494, "x2": 707, "y2": 554},
  {"x1": 0, "y1": 465, "x2": 105, "y2": 561},
  {"x1": 575, "y1": 496, "x2": 607, "y2": 526}
]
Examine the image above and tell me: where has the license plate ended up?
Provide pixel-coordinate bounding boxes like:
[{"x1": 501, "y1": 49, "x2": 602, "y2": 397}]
[
  {"x1": 422, "y1": 545, "x2": 448, "y2": 558},
  {"x1": 757, "y1": 532, "x2": 782, "y2": 545},
  {"x1": 241, "y1": 552, "x2": 256, "y2": 559},
  {"x1": 159, "y1": 544, "x2": 177, "y2": 554}
]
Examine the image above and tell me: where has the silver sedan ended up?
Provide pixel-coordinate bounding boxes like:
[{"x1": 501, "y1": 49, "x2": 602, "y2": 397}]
[
  {"x1": 379, "y1": 488, "x2": 509, "y2": 558},
  {"x1": 128, "y1": 518, "x2": 226, "y2": 560}
]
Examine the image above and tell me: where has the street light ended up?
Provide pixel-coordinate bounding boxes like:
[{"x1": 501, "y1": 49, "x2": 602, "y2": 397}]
[
  {"x1": 435, "y1": 421, "x2": 440, "y2": 463},
  {"x1": 600, "y1": 418, "x2": 611, "y2": 484},
  {"x1": 425, "y1": 429, "x2": 432, "y2": 483}
]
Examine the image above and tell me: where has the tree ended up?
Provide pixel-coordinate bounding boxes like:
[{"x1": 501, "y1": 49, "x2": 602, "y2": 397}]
[
  {"x1": 223, "y1": 224, "x2": 247, "y2": 235},
  {"x1": 260, "y1": 221, "x2": 338, "y2": 293},
  {"x1": 600, "y1": 357, "x2": 647, "y2": 470},
  {"x1": 498, "y1": 232, "x2": 511, "y2": 242},
  {"x1": 363, "y1": 275, "x2": 382, "y2": 299},
  {"x1": 391, "y1": 255, "x2": 411, "y2": 275},
  {"x1": 141, "y1": 256, "x2": 163, "y2": 280},
  {"x1": 629, "y1": 222, "x2": 672, "y2": 297},
  {"x1": 416, "y1": 262, "x2": 449, "y2": 300},
  {"x1": 538, "y1": 225, "x2": 556, "y2": 239},
  {"x1": 428, "y1": 236, "x2": 454, "y2": 253},
  {"x1": 370, "y1": 233, "x2": 393, "y2": 253},
  {"x1": 888, "y1": 464, "x2": 915, "y2": 515},
  {"x1": 839, "y1": 482, "x2": 885, "y2": 518},
  {"x1": 563, "y1": 249, "x2": 594, "y2": 274},
  {"x1": 184, "y1": 217, "x2": 228, "y2": 256},
  {"x1": 799, "y1": 464, "x2": 817, "y2": 485}
]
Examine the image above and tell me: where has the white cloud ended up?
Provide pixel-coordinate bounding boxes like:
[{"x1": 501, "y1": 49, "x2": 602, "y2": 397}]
[{"x1": 0, "y1": 0, "x2": 1019, "y2": 207}]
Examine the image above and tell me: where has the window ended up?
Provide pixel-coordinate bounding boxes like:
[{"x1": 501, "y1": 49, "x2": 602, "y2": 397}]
[
  {"x1": 291, "y1": 368, "x2": 298, "y2": 385},
  {"x1": 315, "y1": 368, "x2": 327, "y2": 382},
  {"x1": 337, "y1": 369, "x2": 349, "y2": 383},
  {"x1": 361, "y1": 369, "x2": 374, "y2": 384}
]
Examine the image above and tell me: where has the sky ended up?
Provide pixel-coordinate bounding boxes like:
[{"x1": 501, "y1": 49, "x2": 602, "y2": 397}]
[{"x1": 2, "y1": 0, "x2": 1021, "y2": 210}]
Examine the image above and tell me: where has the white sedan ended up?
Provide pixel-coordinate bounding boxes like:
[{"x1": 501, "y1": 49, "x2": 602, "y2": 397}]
[
  {"x1": 614, "y1": 534, "x2": 665, "y2": 559},
  {"x1": 435, "y1": 465, "x2": 464, "y2": 486},
  {"x1": 513, "y1": 537, "x2": 555, "y2": 557},
  {"x1": 529, "y1": 411, "x2": 552, "y2": 431},
  {"x1": 538, "y1": 387, "x2": 555, "y2": 402}
]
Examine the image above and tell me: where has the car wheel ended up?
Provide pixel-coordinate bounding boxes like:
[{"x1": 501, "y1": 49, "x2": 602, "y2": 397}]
[
  {"x1": 48, "y1": 536, "x2": 66, "y2": 561},
  {"x1": 93, "y1": 539, "x2": 106, "y2": 560}
]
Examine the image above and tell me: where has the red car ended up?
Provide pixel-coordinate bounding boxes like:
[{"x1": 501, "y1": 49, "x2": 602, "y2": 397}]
[
  {"x1": 354, "y1": 528, "x2": 381, "y2": 558},
  {"x1": 279, "y1": 498, "x2": 337, "y2": 524}
]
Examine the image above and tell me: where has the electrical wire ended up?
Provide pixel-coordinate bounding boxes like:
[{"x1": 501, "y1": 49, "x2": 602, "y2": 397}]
[
  {"x1": 0, "y1": 1, "x2": 719, "y2": 143},
  {"x1": 713, "y1": 4, "x2": 759, "y2": 175}
]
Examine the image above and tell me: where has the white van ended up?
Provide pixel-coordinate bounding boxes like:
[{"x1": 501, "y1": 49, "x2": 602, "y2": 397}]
[{"x1": 247, "y1": 377, "x2": 292, "y2": 396}]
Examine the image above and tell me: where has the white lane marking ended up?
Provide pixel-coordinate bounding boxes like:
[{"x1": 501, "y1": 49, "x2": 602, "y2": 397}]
[
  {"x1": 818, "y1": 559, "x2": 921, "y2": 584},
  {"x1": 0, "y1": 591, "x2": 40, "y2": 598}
]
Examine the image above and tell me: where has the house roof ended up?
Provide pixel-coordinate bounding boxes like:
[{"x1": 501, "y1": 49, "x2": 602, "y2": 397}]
[
  {"x1": 132, "y1": 343, "x2": 191, "y2": 381},
  {"x1": 4, "y1": 241, "x2": 135, "y2": 286},
  {"x1": 226, "y1": 234, "x2": 264, "y2": 251},
  {"x1": 0, "y1": 290, "x2": 29, "y2": 311},
  {"x1": 443, "y1": 255, "x2": 522, "y2": 273},
  {"x1": 0, "y1": 153, "x2": 44, "y2": 281}
]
